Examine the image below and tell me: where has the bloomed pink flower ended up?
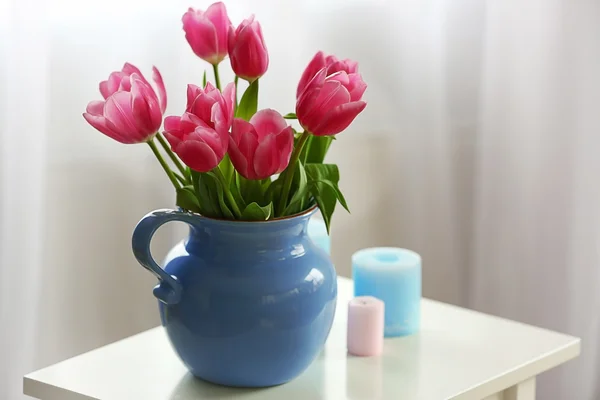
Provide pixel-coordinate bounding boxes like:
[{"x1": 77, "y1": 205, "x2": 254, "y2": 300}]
[
  {"x1": 83, "y1": 63, "x2": 167, "y2": 144},
  {"x1": 297, "y1": 51, "x2": 361, "y2": 98},
  {"x1": 186, "y1": 82, "x2": 235, "y2": 135},
  {"x1": 296, "y1": 67, "x2": 367, "y2": 137},
  {"x1": 163, "y1": 113, "x2": 228, "y2": 172},
  {"x1": 228, "y1": 109, "x2": 293, "y2": 180}
]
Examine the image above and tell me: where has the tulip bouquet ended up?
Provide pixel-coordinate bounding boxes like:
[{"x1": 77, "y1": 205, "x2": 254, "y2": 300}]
[{"x1": 83, "y1": 2, "x2": 367, "y2": 232}]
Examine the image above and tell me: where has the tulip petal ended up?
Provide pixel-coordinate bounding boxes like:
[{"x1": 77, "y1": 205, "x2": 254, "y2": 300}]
[
  {"x1": 327, "y1": 71, "x2": 350, "y2": 86},
  {"x1": 275, "y1": 126, "x2": 294, "y2": 172},
  {"x1": 104, "y1": 91, "x2": 140, "y2": 135},
  {"x1": 183, "y1": 11, "x2": 219, "y2": 63},
  {"x1": 186, "y1": 84, "x2": 202, "y2": 111},
  {"x1": 164, "y1": 115, "x2": 181, "y2": 133},
  {"x1": 253, "y1": 134, "x2": 277, "y2": 179},
  {"x1": 99, "y1": 81, "x2": 110, "y2": 99},
  {"x1": 152, "y1": 66, "x2": 167, "y2": 114},
  {"x1": 181, "y1": 112, "x2": 211, "y2": 130},
  {"x1": 249, "y1": 109, "x2": 287, "y2": 139},
  {"x1": 121, "y1": 63, "x2": 152, "y2": 89},
  {"x1": 83, "y1": 112, "x2": 133, "y2": 144},
  {"x1": 189, "y1": 91, "x2": 216, "y2": 127},
  {"x1": 204, "y1": 1, "x2": 230, "y2": 58},
  {"x1": 130, "y1": 75, "x2": 162, "y2": 134},
  {"x1": 313, "y1": 101, "x2": 366, "y2": 136},
  {"x1": 227, "y1": 137, "x2": 249, "y2": 178},
  {"x1": 314, "y1": 80, "x2": 351, "y2": 112},
  {"x1": 296, "y1": 86, "x2": 320, "y2": 126},
  {"x1": 342, "y1": 59, "x2": 358, "y2": 73},
  {"x1": 122, "y1": 62, "x2": 143, "y2": 78},
  {"x1": 105, "y1": 72, "x2": 125, "y2": 98},
  {"x1": 238, "y1": 128, "x2": 259, "y2": 178},
  {"x1": 348, "y1": 74, "x2": 368, "y2": 101},
  {"x1": 231, "y1": 118, "x2": 255, "y2": 142},
  {"x1": 221, "y1": 82, "x2": 236, "y2": 126},
  {"x1": 204, "y1": 81, "x2": 216, "y2": 92},
  {"x1": 229, "y1": 16, "x2": 268, "y2": 81},
  {"x1": 86, "y1": 100, "x2": 105, "y2": 116},
  {"x1": 297, "y1": 51, "x2": 326, "y2": 98},
  {"x1": 176, "y1": 140, "x2": 220, "y2": 173},
  {"x1": 164, "y1": 131, "x2": 183, "y2": 148},
  {"x1": 189, "y1": 126, "x2": 224, "y2": 157}
]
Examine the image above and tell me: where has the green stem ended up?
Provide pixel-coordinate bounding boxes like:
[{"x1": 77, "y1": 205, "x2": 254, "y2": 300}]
[
  {"x1": 147, "y1": 139, "x2": 180, "y2": 190},
  {"x1": 213, "y1": 167, "x2": 242, "y2": 218},
  {"x1": 233, "y1": 75, "x2": 239, "y2": 116},
  {"x1": 212, "y1": 64, "x2": 221, "y2": 91},
  {"x1": 277, "y1": 130, "x2": 310, "y2": 216},
  {"x1": 156, "y1": 133, "x2": 187, "y2": 178}
]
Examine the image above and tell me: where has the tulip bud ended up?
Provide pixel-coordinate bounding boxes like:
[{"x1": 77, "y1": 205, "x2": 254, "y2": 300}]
[
  {"x1": 228, "y1": 15, "x2": 269, "y2": 82},
  {"x1": 182, "y1": 2, "x2": 231, "y2": 65}
]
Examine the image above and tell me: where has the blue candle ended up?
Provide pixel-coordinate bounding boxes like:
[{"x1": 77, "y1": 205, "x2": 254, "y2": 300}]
[
  {"x1": 352, "y1": 247, "x2": 421, "y2": 337},
  {"x1": 307, "y1": 216, "x2": 330, "y2": 255}
]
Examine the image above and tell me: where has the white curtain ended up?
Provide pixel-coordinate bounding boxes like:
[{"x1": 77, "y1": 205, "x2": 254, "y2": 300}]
[{"x1": 1, "y1": 0, "x2": 599, "y2": 399}]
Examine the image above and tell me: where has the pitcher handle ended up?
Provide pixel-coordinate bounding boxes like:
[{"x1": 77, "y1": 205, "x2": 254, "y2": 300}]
[{"x1": 132, "y1": 209, "x2": 196, "y2": 305}]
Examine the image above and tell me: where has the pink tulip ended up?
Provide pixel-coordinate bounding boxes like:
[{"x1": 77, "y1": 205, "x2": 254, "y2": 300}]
[
  {"x1": 296, "y1": 60, "x2": 367, "y2": 136},
  {"x1": 185, "y1": 82, "x2": 235, "y2": 134},
  {"x1": 182, "y1": 2, "x2": 231, "y2": 65},
  {"x1": 228, "y1": 15, "x2": 269, "y2": 82},
  {"x1": 163, "y1": 113, "x2": 228, "y2": 173},
  {"x1": 229, "y1": 109, "x2": 294, "y2": 180},
  {"x1": 297, "y1": 51, "x2": 360, "y2": 98},
  {"x1": 83, "y1": 63, "x2": 167, "y2": 144}
]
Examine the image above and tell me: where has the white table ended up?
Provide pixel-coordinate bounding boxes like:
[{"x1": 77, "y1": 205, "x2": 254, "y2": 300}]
[{"x1": 24, "y1": 277, "x2": 580, "y2": 400}]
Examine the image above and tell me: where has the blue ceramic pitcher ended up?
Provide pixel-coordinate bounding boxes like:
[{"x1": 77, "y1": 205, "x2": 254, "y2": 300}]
[{"x1": 131, "y1": 207, "x2": 337, "y2": 387}]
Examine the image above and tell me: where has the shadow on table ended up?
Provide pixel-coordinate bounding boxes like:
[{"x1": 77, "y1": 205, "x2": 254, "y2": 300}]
[{"x1": 169, "y1": 352, "x2": 327, "y2": 400}]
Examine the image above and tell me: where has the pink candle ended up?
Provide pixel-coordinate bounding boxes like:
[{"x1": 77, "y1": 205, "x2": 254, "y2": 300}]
[{"x1": 347, "y1": 296, "x2": 385, "y2": 356}]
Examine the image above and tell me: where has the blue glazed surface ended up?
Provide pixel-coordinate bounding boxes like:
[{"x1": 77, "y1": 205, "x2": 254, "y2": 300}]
[
  {"x1": 132, "y1": 208, "x2": 337, "y2": 387},
  {"x1": 352, "y1": 247, "x2": 421, "y2": 337},
  {"x1": 307, "y1": 217, "x2": 330, "y2": 255}
]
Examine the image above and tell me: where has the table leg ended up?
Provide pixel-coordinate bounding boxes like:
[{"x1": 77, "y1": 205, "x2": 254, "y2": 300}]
[
  {"x1": 482, "y1": 378, "x2": 536, "y2": 400},
  {"x1": 503, "y1": 377, "x2": 536, "y2": 400}
]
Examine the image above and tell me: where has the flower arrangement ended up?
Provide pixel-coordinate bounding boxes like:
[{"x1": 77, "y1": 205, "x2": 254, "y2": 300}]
[{"x1": 83, "y1": 2, "x2": 367, "y2": 232}]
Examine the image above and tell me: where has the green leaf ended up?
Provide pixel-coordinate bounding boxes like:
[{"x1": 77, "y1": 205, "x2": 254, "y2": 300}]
[
  {"x1": 302, "y1": 135, "x2": 333, "y2": 164},
  {"x1": 218, "y1": 154, "x2": 234, "y2": 184},
  {"x1": 230, "y1": 171, "x2": 247, "y2": 209},
  {"x1": 237, "y1": 174, "x2": 268, "y2": 205},
  {"x1": 197, "y1": 173, "x2": 220, "y2": 218},
  {"x1": 283, "y1": 112, "x2": 297, "y2": 119},
  {"x1": 205, "y1": 172, "x2": 235, "y2": 219},
  {"x1": 202, "y1": 70, "x2": 207, "y2": 87},
  {"x1": 310, "y1": 186, "x2": 336, "y2": 234},
  {"x1": 264, "y1": 178, "x2": 284, "y2": 209},
  {"x1": 309, "y1": 178, "x2": 349, "y2": 212},
  {"x1": 236, "y1": 79, "x2": 259, "y2": 121},
  {"x1": 176, "y1": 185, "x2": 202, "y2": 213},
  {"x1": 305, "y1": 163, "x2": 349, "y2": 233},
  {"x1": 284, "y1": 160, "x2": 309, "y2": 215},
  {"x1": 191, "y1": 170, "x2": 201, "y2": 197},
  {"x1": 241, "y1": 202, "x2": 273, "y2": 220}
]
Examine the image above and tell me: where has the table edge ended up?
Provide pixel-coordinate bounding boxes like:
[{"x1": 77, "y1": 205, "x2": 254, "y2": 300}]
[{"x1": 451, "y1": 336, "x2": 581, "y2": 399}]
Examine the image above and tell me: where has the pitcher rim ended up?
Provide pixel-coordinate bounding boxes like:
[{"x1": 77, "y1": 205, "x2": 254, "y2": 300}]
[{"x1": 176, "y1": 204, "x2": 319, "y2": 225}]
